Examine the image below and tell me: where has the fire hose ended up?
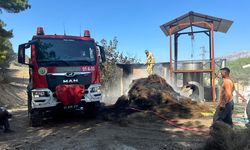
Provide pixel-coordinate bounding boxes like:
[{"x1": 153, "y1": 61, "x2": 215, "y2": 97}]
[{"x1": 128, "y1": 107, "x2": 208, "y2": 134}]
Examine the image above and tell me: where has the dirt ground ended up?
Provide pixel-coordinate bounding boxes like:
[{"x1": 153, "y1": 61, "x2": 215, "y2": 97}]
[
  {"x1": 0, "y1": 63, "x2": 28, "y2": 108},
  {"x1": 2, "y1": 104, "x2": 247, "y2": 150},
  {"x1": 0, "y1": 107, "x2": 210, "y2": 150}
]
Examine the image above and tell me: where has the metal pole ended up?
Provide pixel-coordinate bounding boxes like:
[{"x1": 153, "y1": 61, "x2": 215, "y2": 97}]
[
  {"x1": 208, "y1": 30, "x2": 213, "y2": 101},
  {"x1": 170, "y1": 30, "x2": 173, "y2": 83},
  {"x1": 209, "y1": 31, "x2": 212, "y2": 68},
  {"x1": 211, "y1": 24, "x2": 216, "y2": 103},
  {"x1": 174, "y1": 34, "x2": 178, "y2": 85},
  {"x1": 178, "y1": 30, "x2": 210, "y2": 35}
]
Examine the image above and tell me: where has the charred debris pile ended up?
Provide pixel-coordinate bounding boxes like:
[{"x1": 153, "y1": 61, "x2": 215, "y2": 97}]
[{"x1": 101, "y1": 74, "x2": 210, "y2": 120}]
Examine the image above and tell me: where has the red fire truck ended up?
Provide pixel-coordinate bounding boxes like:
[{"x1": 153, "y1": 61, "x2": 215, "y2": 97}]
[{"x1": 18, "y1": 27, "x2": 106, "y2": 126}]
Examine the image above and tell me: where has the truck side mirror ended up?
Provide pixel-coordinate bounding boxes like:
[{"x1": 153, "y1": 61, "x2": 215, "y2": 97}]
[
  {"x1": 99, "y1": 46, "x2": 106, "y2": 63},
  {"x1": 18, "y1": 43, "x2": 33, "y2": 67},
  {"x1": 18, "y1": 44, "x2": 26, "y2": 64}
]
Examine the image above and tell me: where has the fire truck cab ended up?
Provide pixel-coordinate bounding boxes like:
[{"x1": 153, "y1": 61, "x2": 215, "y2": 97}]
[{"x1": 18, "y1": 27, "x2": 106, "y2": 126}]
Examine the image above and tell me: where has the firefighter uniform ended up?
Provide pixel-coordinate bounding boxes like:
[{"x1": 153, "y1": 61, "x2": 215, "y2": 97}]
[{"x1": 145, "y1": 50, "x2": 155, "y2": 75}]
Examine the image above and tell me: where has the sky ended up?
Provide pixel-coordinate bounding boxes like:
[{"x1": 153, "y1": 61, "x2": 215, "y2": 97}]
[{"x1": 1, "y1": 0, "x2": 250, "y2": 62}]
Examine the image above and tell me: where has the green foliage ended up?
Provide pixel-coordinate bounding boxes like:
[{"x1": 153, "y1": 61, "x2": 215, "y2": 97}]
[
  {"x1": 100, "y1": 37, "x2": 139, "y2": 91},
  {"x1": 0, "y1": 0, "x2": 30, "y2": 69},
  {"x1": 0, "y1": 0, "x2": 30, "y2": 13},
  {"x1": 0, "y1": 20, "x2": 14, "y2": 68},
  {"x1": 227, "y1": 57, "x2": 250, "y2": 86}
]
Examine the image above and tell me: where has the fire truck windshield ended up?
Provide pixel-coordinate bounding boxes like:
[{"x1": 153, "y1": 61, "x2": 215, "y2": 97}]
[{"x1": 35, "y1": 38, "x2": 96, "y2": 66}]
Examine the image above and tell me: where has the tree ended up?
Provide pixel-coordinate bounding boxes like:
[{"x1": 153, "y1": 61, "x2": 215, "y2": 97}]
[
  {"x1": 100, "y1": 37, "x2": 139, "y2": 93},
  {"x1": 0, "y1": 0, "x2": 30, "y2": 13},
  {"x1": 0, "y1": 0, "x2": 30, "y2": 68},
  {"x1": 0, "y1": 20, "x2": 13, "y2": 68}
]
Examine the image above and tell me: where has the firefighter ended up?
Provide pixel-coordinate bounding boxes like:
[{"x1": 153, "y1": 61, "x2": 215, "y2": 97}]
[
  {"x1": 0, "y1": 107, "x2": 13, "y2": 133},
  {"x1": 145, "y1": 50, "x2": 155, "y2": 75}
]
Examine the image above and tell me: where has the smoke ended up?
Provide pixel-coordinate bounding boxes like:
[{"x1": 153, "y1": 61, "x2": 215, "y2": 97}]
[
  {"x1": 153, "y1": 64, "x2": 184, "y2": 93},
  {"x1": 102, "y1": 65, "x2": 147, "y2": 105},
  {"x1": 102, "y1": 63, "x2": 194, "y2": 105},
  {"x1": 102, "y1": 74, "x2": 135, "y2": 105}
]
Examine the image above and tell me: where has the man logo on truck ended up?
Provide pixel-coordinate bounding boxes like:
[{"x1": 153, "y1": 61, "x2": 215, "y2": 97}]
[{"x1": 63, "y1": 79, "x2": 79, "y2": 84}]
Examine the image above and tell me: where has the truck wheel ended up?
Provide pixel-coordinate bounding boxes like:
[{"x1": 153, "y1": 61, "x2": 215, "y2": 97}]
[
  {"x1": 84, "y1": 102, "x2": 100, "y2": 118},
  {"x1": 27, "y1": 92, "x2": 32, "y2": 117},
  {"x1": 29, "y1": 110, "x2": 43, "y2": 127},
  {"x1": 247, "y1": 100, "x2": 250, "y2": 120}
]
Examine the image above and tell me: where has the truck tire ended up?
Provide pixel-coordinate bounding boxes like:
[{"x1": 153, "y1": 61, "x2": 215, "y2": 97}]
[
  {"x1": 27, "y1": 91, "x2": 32, "y2": 116},
  {"x1": 29, "y1": 109, "x2": 43, "y2": 127},
  {"x1": 84, "y1": 102, "x2": 100, "y2": 118},
  {"x1": 247, "y1": 100, "x2": 250, "y2": 120}
]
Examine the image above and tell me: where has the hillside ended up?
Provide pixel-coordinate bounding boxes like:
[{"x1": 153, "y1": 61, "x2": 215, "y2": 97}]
[
  {"x1": 0, "y1": 62, "x2": 29, "y2": 107},
  {"x1": 216, "y1": 50, "x2": 250, "y2": 83},
  {"x1": 220, "y1": 51, "x2": 250, "y2": 61},
  {"x1": 227, "y1": 56, "x2": 250, "y2": 85}
]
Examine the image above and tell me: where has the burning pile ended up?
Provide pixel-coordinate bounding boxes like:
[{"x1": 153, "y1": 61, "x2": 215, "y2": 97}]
[
  {"x1": 128, "y1": 74, "x2": 180, "y2": 109},
  {"x1": 113, "y1": 74, "x2": 210, "y2": 119}
]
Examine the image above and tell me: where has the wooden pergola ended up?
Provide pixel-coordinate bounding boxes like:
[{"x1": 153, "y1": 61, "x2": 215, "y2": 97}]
[{"x1": 160, "y1": 11, "x2": 233, "y2": 102}]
